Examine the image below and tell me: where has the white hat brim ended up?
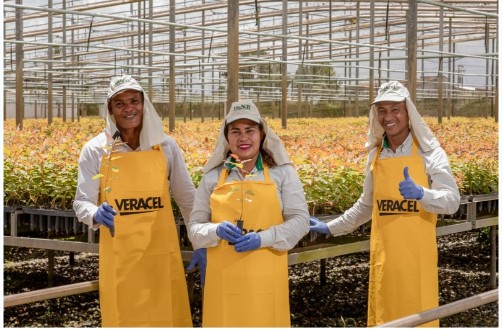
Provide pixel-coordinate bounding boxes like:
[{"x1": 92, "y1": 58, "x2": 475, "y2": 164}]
[
  {"x1": 371, "y1": 95, "x2": 406, "y2": 105},
  {"x1": 226, "y1": 114, "x2": 262, "y2": 125},
  {"x1": 107, "y1": 86, "x2": 144, "y2": 103}
]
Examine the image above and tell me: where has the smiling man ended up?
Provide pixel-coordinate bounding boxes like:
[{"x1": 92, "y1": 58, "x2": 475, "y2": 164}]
[
  {"x1": 73, "y1": 75, "x2": 195, "y2": 327},
  {"x1": 310, "y1": 81, "x2": 460, "y2": 326}
]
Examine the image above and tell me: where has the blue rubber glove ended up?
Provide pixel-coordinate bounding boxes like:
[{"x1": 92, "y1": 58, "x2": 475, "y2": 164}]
[
  {"x1": 95, "y1": 202, "x2": 117, "y2": 236},
  {"x1": 399, "y1": 166, "x2": 424, "y2": 200},
  {"x1": 216, "y1": 221, "x2": 242, "y2": 244},
  {"x1": 234, "y1": 232, "x2": 261, "y2": 252},
  {"x1": 186, "y1": 248, "x2": 207, "y2": 285},
  {"x1": 309, "y1": 217, "x2": 330, "y2": 235}
]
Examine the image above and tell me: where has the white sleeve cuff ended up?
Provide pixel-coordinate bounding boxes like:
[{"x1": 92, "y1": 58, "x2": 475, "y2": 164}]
[{"x1": 258, "y1": 229, "x2": 275, "y2": 248}]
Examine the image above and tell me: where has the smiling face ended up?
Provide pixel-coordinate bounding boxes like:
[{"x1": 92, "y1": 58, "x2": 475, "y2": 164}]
[
  {"x1": 109, "y1": 90, "x2": 144, "y2": 133},
  {"x1": 226, "y1": 119, "x2": 264, "y2": 171},
  {"x1": 376, "y1": 100, "x2": 410, "y2": 150}
]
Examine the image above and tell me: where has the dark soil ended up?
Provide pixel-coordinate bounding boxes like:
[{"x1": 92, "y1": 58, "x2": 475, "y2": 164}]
[{"x1": 3, "y1": 229, "x2": 498, "y2": 327}]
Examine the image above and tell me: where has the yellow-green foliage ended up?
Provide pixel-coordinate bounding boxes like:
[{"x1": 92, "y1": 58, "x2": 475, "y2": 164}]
[{"x1": 4, "y1": 116, "x2": 498, "y2": 213}]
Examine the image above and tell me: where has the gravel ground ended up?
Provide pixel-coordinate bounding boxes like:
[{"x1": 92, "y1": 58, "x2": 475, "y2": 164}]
[{"x1": 3, "y1": 230, "x2": 498, "y2": 327}]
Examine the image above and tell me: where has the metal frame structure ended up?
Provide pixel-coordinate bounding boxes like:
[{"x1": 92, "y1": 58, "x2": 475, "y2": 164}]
[{"x1": 4, "y1": 1, "x2": 499, "y2": 125}]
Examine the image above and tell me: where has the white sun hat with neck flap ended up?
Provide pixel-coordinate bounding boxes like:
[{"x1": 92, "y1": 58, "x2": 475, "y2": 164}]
[
  {"x1": 366, "y1": 80, "x2": 440, "y2": 152},
  {"x1": 203, "y1": 99, "x2": 291, "y2": 173},
  {"x1": 104, "y1": 75, "x2": 165, "y2": 151}
]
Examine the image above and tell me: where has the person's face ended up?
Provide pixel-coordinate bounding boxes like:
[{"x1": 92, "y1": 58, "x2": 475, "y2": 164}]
[
  {"x1": 109, "y1": 90, "x2": 144, "y2": 131},
  {"x1": 376, "y1": 101, "x2": 410, "y2": 140},
  {"x1": 226, "y1": 119, "x2": 264, "y2": 163}
]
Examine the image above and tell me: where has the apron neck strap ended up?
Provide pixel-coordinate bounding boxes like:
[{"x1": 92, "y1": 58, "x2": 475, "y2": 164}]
[
  {"x1": 262, "y1": 165, "x2": 272, "y2": 183},
  {"x1": 370, "y1": 146, "x2": 382, "y2": 172},
  {"x1": 218, "y1": 168, "x2": 229, "y2": 186}
]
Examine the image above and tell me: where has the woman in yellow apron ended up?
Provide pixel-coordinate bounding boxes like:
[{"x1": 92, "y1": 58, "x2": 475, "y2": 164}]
[
  {"x1": 310, "y1": 81, "x2": 460, "y2": 326},
  {"x1": 187, "y1": 100, "x2": 310, "y2": 327},
  {"x1": 74, "y1": 75, "x2": 195, "y2": 327}
]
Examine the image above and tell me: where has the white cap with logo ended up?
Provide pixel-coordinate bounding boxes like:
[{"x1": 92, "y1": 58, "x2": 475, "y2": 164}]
[
  {"x1": 366, "y1": 80, "x2": 440, "y2": 152},
  {"x1": 371, "y1": 80, "x2": 409, "y2": 105},
  {"x1": 104, "y1": 75, "x2": 165, "y2": 150},
  {"x1": 203, "y1": 99, "x2": 290, "y2": 173},
  {"x1": 106, "y1": 75, "x2": 144, "y2": 104}
]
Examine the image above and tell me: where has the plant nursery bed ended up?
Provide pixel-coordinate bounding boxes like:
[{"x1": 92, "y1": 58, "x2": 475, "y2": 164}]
[{"x1": 3, "y1": 230, "x2": 498, "y2": 327}]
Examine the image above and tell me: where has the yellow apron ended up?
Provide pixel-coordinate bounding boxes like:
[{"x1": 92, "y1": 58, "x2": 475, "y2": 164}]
[
  {"x1": 203, "y1": 166, "x2": 290, "y2": 327},
  {"x1": 98, "y1": 146, "x2": 192, "y2": 327},
  {"x1": 368, "y1": 140, "x2": 439, "y2": 327}
]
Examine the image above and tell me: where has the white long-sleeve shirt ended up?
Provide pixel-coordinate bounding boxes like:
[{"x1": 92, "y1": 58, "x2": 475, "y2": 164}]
[
  {"x1": 73, "y1": 132, "x2": 195, "y2": 229},
  {"x1": 188, "y1": 162, "x2": 310, "y2": 251},
  {"x1": 327, "y1": 133, "x2": 460, "y2": 236}
]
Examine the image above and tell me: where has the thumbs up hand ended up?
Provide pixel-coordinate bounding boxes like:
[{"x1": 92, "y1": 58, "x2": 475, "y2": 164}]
[{"x1": 399, "y1": 167, "x2": 424, "y2": 200}]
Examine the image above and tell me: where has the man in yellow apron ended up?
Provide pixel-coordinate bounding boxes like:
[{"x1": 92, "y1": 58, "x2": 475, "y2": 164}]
[
  {"x1": 74, "y1": 75, "x2": 195, "y2": 327},
  {"x1": 310, "y1": 81, "x2": 460, "y2": 326},
  {"x1": 187, "y1": 100, "x2": 310, "y2": 327}
]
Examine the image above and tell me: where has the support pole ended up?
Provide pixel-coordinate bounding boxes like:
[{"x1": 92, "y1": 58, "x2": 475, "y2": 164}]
[
  {"x1": 48, "y1": 250, "x2": 55, "y2": 288},
  {"x1": 15, "y1": 0, "x2": 24, "y2": 129},
  {"x1": 168, "y1": 0, "x2": 175, "y2": 132},
  {"x1": 494, "y1": 24, "x2": 498, "y2": 123},
  {"x1": 369, "y1": 0, "x2": 375, "y2": 103},
  {"x1": 320, "y1": 258, "x2": 326, "y2": 285},
  {"x1": 437, "y1": 0, "x2": 444, "y2": 124},
  {"x1": 226, "y1": 0, "x2": 239, "y2": 112},
  {"x1": 354, "y1": 2, "x2": 360, "y2": 116},
  {"x1": 201, "y1": 2, "x2": 206, "y2": 123},
  {"x1": 48, "y1": 0, "x2": 53, "y2": 124},
  {"x1": 447, "y1": 18, "x2": 452, "y2": 119},
  {"x1": 62, "y1": 0, "x2": 67, "y2": 122},
  {"x1": 406, "y1": 0, "x2": 418, "y2": 102},
  {"x1": 297, "y1": 1, "x2": 303, "y2": 117},
  {"x1": 148, "y1": 0, "x2": 153, "y2": 100},
  {"x1": 484, "y1": 21, "x2": 489, "y2": 119},
  {"x1": 281, "y1": 0, "x2": 288, "y2": 129},
  {"x1": 489, "y1": 226, "x2": 497, "y2": 289}
]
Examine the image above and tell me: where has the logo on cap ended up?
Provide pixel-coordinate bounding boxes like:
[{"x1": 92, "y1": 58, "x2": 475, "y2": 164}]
[
  {"x1": 111, "y1": 76, "x2": 132, "y2": 89},
  {"x1": 378, "y1": 84, "x2": 399, "y2": 96},
  {"x1": 233, "y1": 103, "x2": 252, "y2": 111}
]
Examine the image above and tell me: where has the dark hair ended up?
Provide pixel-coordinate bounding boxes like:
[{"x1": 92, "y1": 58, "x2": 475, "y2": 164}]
[
  {"x1": 261, "y1": 149, "x2": 277, "y2": 168},
  {"x1": 258, "y1": 126, "x2": 277, "y2": 168}
]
